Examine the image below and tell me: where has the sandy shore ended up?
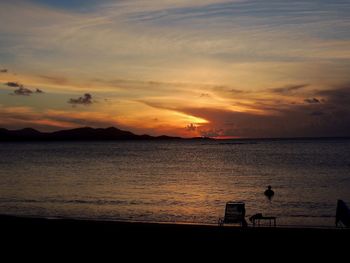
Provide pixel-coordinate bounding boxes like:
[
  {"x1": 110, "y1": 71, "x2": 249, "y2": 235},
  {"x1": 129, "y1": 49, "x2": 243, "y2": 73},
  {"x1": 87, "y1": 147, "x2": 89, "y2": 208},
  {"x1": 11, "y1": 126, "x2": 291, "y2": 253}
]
[{"x1": 1, "y1": 214, "x2": 348, "y2": 252}]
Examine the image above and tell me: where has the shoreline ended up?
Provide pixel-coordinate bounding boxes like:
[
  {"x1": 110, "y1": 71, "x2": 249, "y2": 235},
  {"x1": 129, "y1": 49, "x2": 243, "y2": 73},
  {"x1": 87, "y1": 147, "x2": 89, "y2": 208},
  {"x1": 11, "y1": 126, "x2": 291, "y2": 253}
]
[
  {"x1": 0, "y1": 213, "x2": 339, "y2": 229},
  {"x1": 1, "y1": 214, "x2": 348, "y2": 249}
]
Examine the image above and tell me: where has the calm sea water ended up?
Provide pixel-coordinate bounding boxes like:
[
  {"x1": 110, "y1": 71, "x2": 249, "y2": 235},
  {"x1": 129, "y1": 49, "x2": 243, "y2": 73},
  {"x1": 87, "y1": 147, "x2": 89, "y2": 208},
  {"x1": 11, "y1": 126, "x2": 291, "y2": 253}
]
[{"x1": 0, "y1": 139, "x2": 349, "y2": 227}]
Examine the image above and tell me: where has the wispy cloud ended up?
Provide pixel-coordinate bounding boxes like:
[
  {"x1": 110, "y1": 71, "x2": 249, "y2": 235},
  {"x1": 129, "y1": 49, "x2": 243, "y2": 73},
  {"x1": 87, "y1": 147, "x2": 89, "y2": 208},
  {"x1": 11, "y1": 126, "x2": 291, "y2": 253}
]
[
  {"x1": 0, "y1": 105, "x2": 122, "y2": 131},
  {"x1": 304, "y1": 98, "x2": 321, "y2": 104},
  {"x1": 0, "y1": 1, "x2": 350, "y2": 137},
  {"x1": 271, "y1": 84, "x2": 309, "y2": 95},
  {"x1": 39, "y1": 75, "x2": 68, "y2": 85},
  {"x1": 3, "y1": 0, "x2": 350, "y2": 85}
]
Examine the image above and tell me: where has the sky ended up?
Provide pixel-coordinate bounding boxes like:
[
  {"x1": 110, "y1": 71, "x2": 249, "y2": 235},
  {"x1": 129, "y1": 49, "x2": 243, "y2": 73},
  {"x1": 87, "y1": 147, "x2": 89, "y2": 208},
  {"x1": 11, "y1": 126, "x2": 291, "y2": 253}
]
[{"x1": 0, "y1": 0, "x2": 350, "y2": 138}]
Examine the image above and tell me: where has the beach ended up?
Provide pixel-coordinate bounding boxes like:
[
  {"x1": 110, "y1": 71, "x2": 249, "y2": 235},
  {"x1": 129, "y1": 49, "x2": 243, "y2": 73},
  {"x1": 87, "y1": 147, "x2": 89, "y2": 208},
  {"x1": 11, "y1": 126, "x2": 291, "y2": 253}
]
[{"x1": 1, "y1": 214, "x2": 348, "y2": 253}]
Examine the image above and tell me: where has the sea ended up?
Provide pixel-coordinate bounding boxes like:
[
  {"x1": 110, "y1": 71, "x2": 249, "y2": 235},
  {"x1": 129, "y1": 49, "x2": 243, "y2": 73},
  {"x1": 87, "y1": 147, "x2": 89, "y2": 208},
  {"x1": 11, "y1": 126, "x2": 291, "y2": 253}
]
[{"x1": 0, "y1": 139, "x2": 349, "y2": 227}]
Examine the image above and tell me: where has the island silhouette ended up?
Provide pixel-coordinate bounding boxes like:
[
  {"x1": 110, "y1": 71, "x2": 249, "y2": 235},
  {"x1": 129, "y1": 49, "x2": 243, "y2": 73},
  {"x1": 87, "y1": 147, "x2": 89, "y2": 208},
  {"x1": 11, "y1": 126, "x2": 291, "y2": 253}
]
[
  {"x1": 0, "y1": 127, "x2": 207, "y2": 141},
  {"x1": 1, "y1": 127, "x2": 349, "y2": 142}
]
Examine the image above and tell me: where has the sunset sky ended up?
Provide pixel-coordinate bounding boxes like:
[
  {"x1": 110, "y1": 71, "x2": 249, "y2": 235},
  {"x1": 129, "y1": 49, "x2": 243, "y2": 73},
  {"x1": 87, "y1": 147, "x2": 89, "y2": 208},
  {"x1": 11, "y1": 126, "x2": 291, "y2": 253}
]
[{"x1": 1, "y1": 0, "x2": 350, "y2": 138}]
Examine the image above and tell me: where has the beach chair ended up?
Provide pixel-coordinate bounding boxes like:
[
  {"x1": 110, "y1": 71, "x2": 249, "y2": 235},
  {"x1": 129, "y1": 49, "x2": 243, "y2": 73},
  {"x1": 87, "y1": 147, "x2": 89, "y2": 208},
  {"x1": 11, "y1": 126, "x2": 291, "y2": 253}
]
[{"x1": 218, "y1": 201, "x2": 247, "y2": 227}]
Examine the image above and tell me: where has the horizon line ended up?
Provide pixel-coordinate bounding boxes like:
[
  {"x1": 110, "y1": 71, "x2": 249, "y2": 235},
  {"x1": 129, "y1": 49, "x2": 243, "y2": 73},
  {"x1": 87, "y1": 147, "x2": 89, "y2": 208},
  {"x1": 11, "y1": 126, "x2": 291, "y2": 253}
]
[{"x1": 1, "y1": 126, "x2": 350, "y2": 141}]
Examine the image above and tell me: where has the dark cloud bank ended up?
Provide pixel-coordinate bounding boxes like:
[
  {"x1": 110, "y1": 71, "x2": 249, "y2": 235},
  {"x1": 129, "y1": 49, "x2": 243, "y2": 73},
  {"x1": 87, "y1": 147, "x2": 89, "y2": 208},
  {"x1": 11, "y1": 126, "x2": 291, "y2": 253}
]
[{"x1": 192, "y1": 85, "x2": 350, "y2": 138}]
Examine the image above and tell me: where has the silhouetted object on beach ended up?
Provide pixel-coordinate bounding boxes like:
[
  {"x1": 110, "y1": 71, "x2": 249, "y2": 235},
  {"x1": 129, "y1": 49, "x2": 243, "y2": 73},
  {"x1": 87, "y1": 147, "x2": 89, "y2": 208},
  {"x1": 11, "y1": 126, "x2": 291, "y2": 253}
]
[
  {"x1": 336, "y1": 200, "x2": 350, "y2": 227},
  {"x1": 218, "y1": 201, "x2": 248, "y2": 227},
  {"x1": 249, "y1": 213, "x2": 277, "y2": 227},
  {"x1": 249, "y1": 213, "x2": 263, "y2": 223},
  {"x1": 264, "y1": 185, "x2": 274, "y2": 200}
]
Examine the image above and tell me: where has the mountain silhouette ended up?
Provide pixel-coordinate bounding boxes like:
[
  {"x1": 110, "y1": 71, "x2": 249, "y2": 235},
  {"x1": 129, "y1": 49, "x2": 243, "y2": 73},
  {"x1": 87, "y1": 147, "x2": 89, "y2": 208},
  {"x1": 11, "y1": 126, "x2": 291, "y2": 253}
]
[{"x1": 0, "y1": 127, "x2": 185, "y2": 141}]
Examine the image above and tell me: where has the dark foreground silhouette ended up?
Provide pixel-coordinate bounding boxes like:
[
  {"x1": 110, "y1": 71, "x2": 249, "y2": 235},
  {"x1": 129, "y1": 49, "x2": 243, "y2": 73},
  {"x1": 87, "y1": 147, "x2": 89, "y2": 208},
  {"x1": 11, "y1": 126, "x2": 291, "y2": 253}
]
[
  {"x1": 0, "y1": 214, "x2": 348, "y2": 255},
  {"x1": 218, "y1": 201, "x2": 248, "y2": 227},
  {"x1": 336, "y1": 199, "x2": 350, "y2": 227}
]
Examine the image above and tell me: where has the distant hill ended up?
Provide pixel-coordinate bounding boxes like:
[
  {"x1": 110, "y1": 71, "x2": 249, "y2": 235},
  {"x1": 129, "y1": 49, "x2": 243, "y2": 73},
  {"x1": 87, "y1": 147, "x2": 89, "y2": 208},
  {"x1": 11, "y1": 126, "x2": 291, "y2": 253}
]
[{"x1": 0, "y1": 127, "x2": 186, "y2": 141}]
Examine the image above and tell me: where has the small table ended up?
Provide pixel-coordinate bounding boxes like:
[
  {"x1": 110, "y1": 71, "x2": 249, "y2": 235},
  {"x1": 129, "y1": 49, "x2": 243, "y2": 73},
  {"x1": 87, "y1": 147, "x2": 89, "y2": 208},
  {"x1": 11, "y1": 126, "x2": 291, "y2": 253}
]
[{"x1": 251, "y1": 216, "x2": 277, "y2": 227}]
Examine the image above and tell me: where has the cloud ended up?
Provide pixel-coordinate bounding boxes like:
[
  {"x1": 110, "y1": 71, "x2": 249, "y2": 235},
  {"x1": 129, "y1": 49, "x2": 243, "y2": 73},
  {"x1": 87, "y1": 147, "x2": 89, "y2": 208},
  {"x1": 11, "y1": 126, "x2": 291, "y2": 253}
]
[
  {"x1": 304, "y1": 98, "x2": 320, "y2": 104},
  {"x1": 13, "y1": 87, "x2": 33, "y2": 96},
  {"x1": 4, "y1": 0, "x2": 350, "y2": 90},
  {"x1": 317, "y1": 86, "x2": 350, "y2": 105},
  {"x1": 68, "y1": 93, "x2": 93, "y2": 106},
  {"x1": 5, "y1": 82, "x2": 23, "y2": 88},
  {"x1": 0, "y1": 106, "x2": 123, "y2": 132},
  {"x1": 177, "y1": 99, "x2": 350, "y2": 138},
  {"x1": 1, "y1": 1, "x2": 350, "y2": 138},
  {"x1": 271, "y1": 84, "x2": 309, "y2": 95},
  {"x1": 6, "y1": 82, "x2": 45, "y2": 96},
  {"x1": 228, "y1": 88, "x2": 246, "y2": 94},
  {"x1": 212, "y1": 86, "x2": 246, "y2": 94},
  {"x1": 199, "y1": 93, "x2": 210, "y2": 98},
  {"x1": 39, "y1": 75, "x2": 68, "y2": 85},
  {"x1": 0, "y1": 69, "x2": 8, "y2": 73},
  {"x1": 186, "y1": 123, "x2": 197, "y2": 131},
  {"x1": 35, "y1": 88, "x2": 44, "y2": 94}
]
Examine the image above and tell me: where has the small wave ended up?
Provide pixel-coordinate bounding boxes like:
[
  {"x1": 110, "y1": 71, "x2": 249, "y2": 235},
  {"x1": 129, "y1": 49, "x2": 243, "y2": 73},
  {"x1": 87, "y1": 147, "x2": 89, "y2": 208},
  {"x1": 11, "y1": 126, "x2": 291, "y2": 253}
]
[
  {"x1": 0, "y1": 198, "x2": 128, "y2": 206},
  {"x1": 0, "y1": 198, "x2": 40, "y2": 204},
  {"x1": 0, "y1": 198, "x2": 191, "y2": 207},
  {"x1": 219, "y1": 142, "x2": 257, "y2": 145},
  {"x1": 287, "y1": 214, "x2": 334, "y2": 218}
]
